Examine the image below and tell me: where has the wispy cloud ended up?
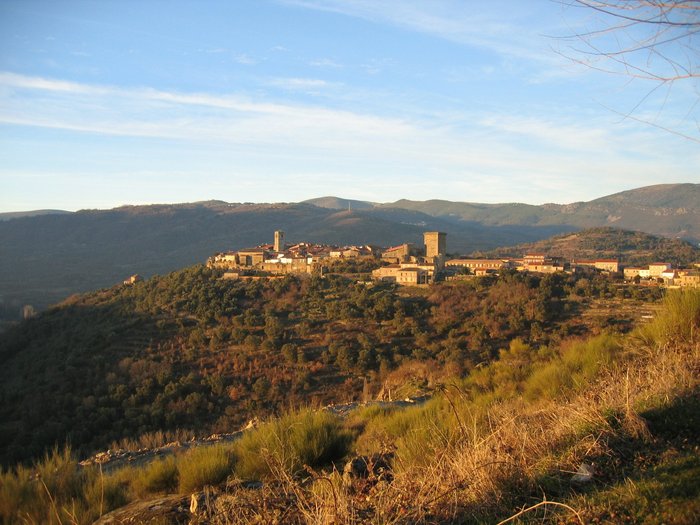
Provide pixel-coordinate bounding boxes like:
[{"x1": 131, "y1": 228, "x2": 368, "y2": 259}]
[
  {"x1": 233, "y1": 53, "x2": 256, "y2": 65},
  {"x1": 478, "y1": 114, "x2": 612, "y2": 152},
  {"x1": 309, "y1": 58, "x2": 342, "y2": 68},
  {"x1": 1, "y1": 71, "x2": 693, "y2": 204},
  {"x1": 266, "y1": 77, "x2": 337, "y2": 90},
  {"x1": 281, "y1": 0, "x2": 562, "y2": 65}
]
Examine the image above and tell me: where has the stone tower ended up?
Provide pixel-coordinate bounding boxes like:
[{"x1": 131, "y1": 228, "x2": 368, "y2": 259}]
[
  {"x1": 424, "y1": 231, "x2": 447, "y2": 259},
  {"x1": 274, "y1": 230, "x2": 285, "y2": 253}
]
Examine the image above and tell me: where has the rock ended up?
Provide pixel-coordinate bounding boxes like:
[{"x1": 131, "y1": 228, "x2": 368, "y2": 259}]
[
  {"x1": 94, "y1": 494, "x2": 190, "y2": 524},
  {"x1": 571, "y1": 463, "x2": 595, "y2": 484},
  {"x1": 244, "y1": 418, "x2": 259, "y2": 430},
  {"x1": 342, "y1": 453, "x2": 394, "y2": 487}
]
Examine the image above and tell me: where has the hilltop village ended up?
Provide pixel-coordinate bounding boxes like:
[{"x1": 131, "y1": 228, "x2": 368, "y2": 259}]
[{"x1": 207, "y1": 230, "x2": 700, "y2": 288}]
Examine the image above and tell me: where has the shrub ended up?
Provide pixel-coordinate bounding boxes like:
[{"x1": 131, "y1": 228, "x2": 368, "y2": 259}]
[
  {"x1": 635, "y1": 289, "x2": 700, "y2": 349},
  {"x1": 0, "y1": 446, "x2": 90, "y2": 525},
  {"x1": 177, "y1": 444, "x2": 234, "y2": 493},
  {"x1": 234, "y1": 409, "x2": 351, "y2": 480},
  {"x1": 132, "y1": 456, "x2": 178, "y2": 496},
  {"x1": 83, "y1": 467, "x2": 130, "y2": 520},
  {"x1": 0, "y1": 463, "x2": 36, "y2": 521},
  {"x1": 524, "y1": 334, "x2": 620, "y2": 401}
]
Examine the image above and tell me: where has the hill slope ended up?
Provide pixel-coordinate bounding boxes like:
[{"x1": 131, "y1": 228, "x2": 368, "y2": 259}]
[
  {"x1": 1, "y1": 288, "x2": 696, "y2": 524},
  {"x1": 382, "y1": 183, "x2": 700, "y2": 241},
  {"x1": 302, "y1": 196, "x2": 376, "y2": 211},
  {"x1": 478, "y1": 227, "x2": 700, "y2": 267},
  {"x1": 0, "y1": 264, "x2": 661, "y2": 467},
  {"x1": 1, "y1": 184, "x2": 698, "y2": 320},
  {"x1": 0, "y1": 203, "x2": 568, "y2": 319},
  {"x1": 0, "y1": 209, "x2": 71, "y2": 221}
]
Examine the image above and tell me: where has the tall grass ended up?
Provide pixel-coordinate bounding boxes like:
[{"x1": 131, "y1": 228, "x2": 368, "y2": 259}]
[
  {"x1": 234, "y1": 409, "x2": 351, "y2": 480},
  {"x1": 177, "y1": 444, "x2": 234, "y2": 493},
  {"x1": 635, "y1": 288, "x2": 700, "y2": 349},
  {"x1": 0, "y1": 462, "x2": 35, "y2": 521},
  {"x1": 131, "y1": 456, "x2": 178, "y2": 496},
  {"x1": 0, "y1": 446, "x2": 128, "y2": 525},
  {"x1": 524, "y1": 334, "x2": 620, "y2": 401}
]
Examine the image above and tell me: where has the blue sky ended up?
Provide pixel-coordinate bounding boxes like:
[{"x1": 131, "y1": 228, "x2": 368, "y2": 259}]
[{"x1": 1, "y1": 0, "x2": 698, "y2": 212}]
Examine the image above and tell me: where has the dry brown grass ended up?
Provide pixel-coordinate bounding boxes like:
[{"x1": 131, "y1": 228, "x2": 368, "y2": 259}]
[{"x1": 252, "y1": 317, "x2": 699, "y2": 523}]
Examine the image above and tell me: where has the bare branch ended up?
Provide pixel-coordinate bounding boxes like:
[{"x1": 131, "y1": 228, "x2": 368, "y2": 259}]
[{"x1": 558, "y1": 0, "x2": 700, "y2": 141}]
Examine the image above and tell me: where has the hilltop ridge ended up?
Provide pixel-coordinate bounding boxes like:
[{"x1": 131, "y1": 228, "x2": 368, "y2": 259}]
[{"x1": 1, "y1": 183, "x2": 698, "y2": 320}]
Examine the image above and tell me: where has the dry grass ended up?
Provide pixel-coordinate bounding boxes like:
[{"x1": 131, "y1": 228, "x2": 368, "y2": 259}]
[
  {"x1": 250, "y1": 290, "x2": 700, "y2": 523},
  {"x1": 3, "y1": 291, "x2": 697, "y2": 524}
]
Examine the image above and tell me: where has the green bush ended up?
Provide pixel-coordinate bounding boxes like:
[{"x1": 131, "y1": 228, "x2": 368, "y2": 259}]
[
  {"x1": 177, "y1": 444, "x2": 234, "y2": 493},
  {"x1": 234, "y1": 409, "x2": 351, "y2": 480},
  {"x1": 132, "y1": 456, "x2": 178, "y2": 496},
  {"x1": 83, "y1": 467, "x2": 130, "y2": 520},
  {"x1": 635, "y1": 289, "x2": 700, "y2": 349},
  {"x1": 524, "y1": 334, "x2": 619, "y2": 401},
  {"x1": 0, "y1": 463, "x2": 36, "y2": 522}
]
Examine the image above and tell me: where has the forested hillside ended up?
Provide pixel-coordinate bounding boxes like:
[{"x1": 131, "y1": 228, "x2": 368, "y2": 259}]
[
  {"x1": 2, "y1": 183, "x2": 697, "y2": 323},
  {"x1": 1, "y1": 287, "x2": 696, "y2": 524},
  {"x1": 478, "y1": 227, "x2": 700, "y2": 267},
  {"x1": 0, "y1": 264, "x2": 662, "y2": 467},
  {"x1": 381, "y1": 183, "x2": 700, "y2": 241},
  {"x1": 0, "y1": 202, "x2": 561, "y2": 321}
]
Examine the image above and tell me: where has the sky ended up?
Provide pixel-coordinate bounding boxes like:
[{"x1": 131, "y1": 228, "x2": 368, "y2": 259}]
[{"x1": 0, "y1": 0, "x2": 698, "y2": 212}]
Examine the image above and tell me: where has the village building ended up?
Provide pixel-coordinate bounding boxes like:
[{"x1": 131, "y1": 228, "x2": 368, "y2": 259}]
[
  {"x1": 396, "y1": 267, "x2": 429, "y2": 285},
  {"x1": 123, "y1": 274, "x2": 143, "y2": 285},
  {"x1": 573, "y1": 259, "x2": 620, "y2": 273},
  {"x1": 660, "y1": 270, "x2": 678, "y2": 285},
  {"x1": 474, "y1": 267, "x2": 498, "y2": 276},
  {"x1": 518, "y1": 254, "x2": 566, "y2": 274},
  {"x1": 423, "y1": 231, "x2": 447, "y2": 268},
  {"x1": 274, "y1": 230, "x2": 285, "y2": 252},
  {"x1": 678, "y1": 270, "x2": 700, "y2": 288},
  {"x1": 445, "y1": 259, "x2": 513, "y2": 272},
  {"x1": 649, "y1": 263, "x2": 672, "y2": 277},
  {"x1": 624, "y1": 267, "x2": 644, "y2": 280},
  {"x1": 381, "y1": 243, "x2": 421, "y2": 264},
  {"x1": 372, "y1": 264, "x2": 401, "y2": 281},
  {"x1": 371, "y1": 262, "x2": 435, "y2": 284},
  {"x1": 329, "y1": 245, "x2": 377, "y2": 258}
]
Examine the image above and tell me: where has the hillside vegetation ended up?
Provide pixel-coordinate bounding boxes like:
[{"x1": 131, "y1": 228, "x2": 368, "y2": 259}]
[
  {"x1": 1, "y1": 288, "x2": 697, "y2": 524},
  {"x1": 383, "y1": 183, "x2": 700, "y2": 242},
  {"x1": 0, "y1": 202, "x2": 538, "y2": 320},
  {"x1": 478, "y1": 227, "x2": 700, "y2": 267},
  {"x1": 0, "y1": 262, "x2": 665, "y2": 468},
  {"x1": 2, "y1": 183, "x2": 698, "y2": 322}
]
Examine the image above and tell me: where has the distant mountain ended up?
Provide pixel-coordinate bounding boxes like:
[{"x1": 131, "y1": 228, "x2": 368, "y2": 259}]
[
  {"x1": 0, "y1": 209, "x2": 71, "y2": 221},
  {"x1": 380, "y1": 183, "x2": 700, "y2": 242},
  {"x1": 0, "y1": 202, "x2": 571, "y2": 319},
  {"x1": 303, "y1": 196, "x2": 376, "y2": 211},
  {"x1": 1, "y1": 184, "x2": 698, "y2": 320},
  {"x1": 477, "y1": 227, "x2": 700, "y2": 267}
]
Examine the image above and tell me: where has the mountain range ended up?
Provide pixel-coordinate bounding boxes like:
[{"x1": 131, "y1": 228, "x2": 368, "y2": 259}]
[{"x1": 0, "y1": 183, "x2": 698, "y2": 321}]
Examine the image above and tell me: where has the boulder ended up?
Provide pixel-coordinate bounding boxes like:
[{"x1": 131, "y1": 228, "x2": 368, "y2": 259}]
[
  {"x1": 342, "y1": 453, "x2": 394, "y2": 487},
  {"x1": 94, "y1": 494, "x2": 190, "y2": 524}
]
